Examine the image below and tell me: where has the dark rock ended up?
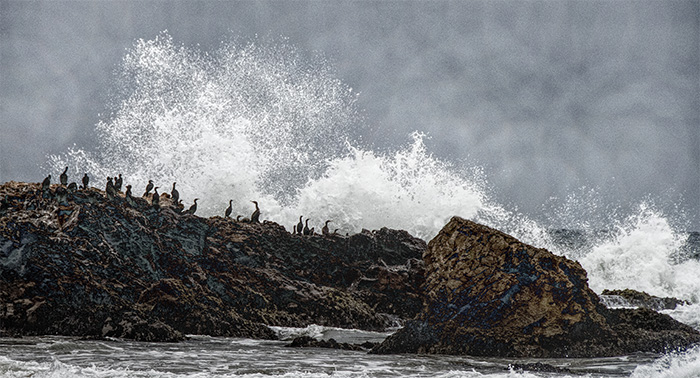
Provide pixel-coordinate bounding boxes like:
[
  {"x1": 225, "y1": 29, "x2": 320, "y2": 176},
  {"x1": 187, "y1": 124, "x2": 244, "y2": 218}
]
[
  {"x1": 287, "y1": 336, "x2": 367, "y2": 351},
  {"x1": 288, "y1": 335, "x2": 317, "y2": 347},
  {"x1": 101, "y1": 311, "x2": 183, "y2": 342},
  {"x1": 371, "y1": 216, "x2": 700, "y2": 357},
  {"x1": 508, "y1": 362, "x2": 572, "y2": 373},
  {"x1": 0, "y1": 181, "x2": 426, "y2": 341},
  {"x1": 601, "y1": 289, "x2": 689, "y2": 311}
]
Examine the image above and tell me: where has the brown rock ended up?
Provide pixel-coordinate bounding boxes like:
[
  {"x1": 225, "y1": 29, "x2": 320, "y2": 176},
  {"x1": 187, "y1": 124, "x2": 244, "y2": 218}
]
[{"x1": 372, "y1": 216, "x2": 700, "y2": 357}]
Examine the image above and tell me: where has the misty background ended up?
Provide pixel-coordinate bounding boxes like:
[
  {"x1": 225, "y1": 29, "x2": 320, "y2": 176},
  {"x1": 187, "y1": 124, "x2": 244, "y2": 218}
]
[{"x1": 1, "y1": 0, "x2": 698, "y2": 229}]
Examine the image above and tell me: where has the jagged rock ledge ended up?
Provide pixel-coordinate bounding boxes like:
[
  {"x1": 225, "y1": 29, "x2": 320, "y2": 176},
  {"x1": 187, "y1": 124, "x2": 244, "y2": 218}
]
[
  {"x1": 0, "y1": 181, "x2": 426, "y2": 341},
  {"x1": 370, "y1": 216, "x2": 700, "y2": 357}
]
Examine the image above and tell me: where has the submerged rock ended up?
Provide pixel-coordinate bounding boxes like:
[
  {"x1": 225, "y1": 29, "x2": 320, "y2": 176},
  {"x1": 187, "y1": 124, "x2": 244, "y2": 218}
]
[
  {"x1": 0, "y1": 181, "x2": 426, "y2": 341},
  {"x1": 508, "y1": 362, "x2": 572, "y2": 374},
  {"x1": 372, "y1": 216, "x2": 700, "y2": 357},
  {"x1": 286, "y1": 335, "x2": 373, "y2": 351}
]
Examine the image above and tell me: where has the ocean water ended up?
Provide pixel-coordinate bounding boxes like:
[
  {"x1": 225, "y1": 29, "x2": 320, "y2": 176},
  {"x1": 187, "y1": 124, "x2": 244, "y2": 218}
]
[
  {"x1": 2, "y1": 327, "x2": 700, "y2": 378},
  {"x1": 33, "y1": 33, "x2": 700, "y2": 376}
]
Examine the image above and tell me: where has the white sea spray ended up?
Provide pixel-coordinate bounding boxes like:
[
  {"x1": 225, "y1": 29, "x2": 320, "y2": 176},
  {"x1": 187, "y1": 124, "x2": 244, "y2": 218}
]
[
  {"x1": 579, "y1": 203, "x2": 700, "y2": 303},
  {"x1": 47, "y1": 32, "x2": 700, "y2": 322},
  {"x1": 630, "y1": 346, "x2": 700, "y2": 378},
  {"x1": 48, "y1": 32, "x2": 491, "y2": 241}
]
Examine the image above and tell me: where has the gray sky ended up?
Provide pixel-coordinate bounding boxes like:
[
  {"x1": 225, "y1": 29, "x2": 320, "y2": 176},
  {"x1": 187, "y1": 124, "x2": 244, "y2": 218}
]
[{"x1": 1, "y1": 0, "x2": 698, "y2": 229}]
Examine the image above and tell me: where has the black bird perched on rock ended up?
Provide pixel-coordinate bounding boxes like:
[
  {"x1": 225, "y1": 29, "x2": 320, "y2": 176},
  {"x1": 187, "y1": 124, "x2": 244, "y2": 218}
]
[
  {"x1": 225, "y1": 200, "x2": 233, "y2": 218},
  {"x1": 171, "y1": 182, "x2": 179, "y2": 205},
  {"x1": 143, "y1": 179, "x2": 154, "y2": 197},
  {"x1": 296, "y1": 216, "x2": 304, "y2": 235},
  {"x1": 151, "y1": 187, "x2": 160, "y2": 207},
  {"x1": 250, "y1": 201, "x2": 260, "y2": 223},
  {"x1": 82, "y1": 173, "x2": 89, "y2": 189},
  {"x1": 60, "y1": 167, "x2": 68, "y2": 186},
  {"x1": 303, "y1": 219, "x2": 311, "y2": 236},
  {"x1": 41, "y1": 174, "x2": 51, "y2": 192},
  {"x1": 125, "y1": 185, "x2": 136, "y2": 207},
  {"x1": 105, "y1": 177, "x2": 116, "y2": 200},
  {"x1": 185, "y1": 198, "x2": 198, "y2": 215},
  {"x1": 55, "y1": 186, "x2": 68, "y2": 204},
  {"x1": 322, "y1": 220, "x2": 332, "y2": 236},
  {"x1": 114, "y1": 174, "x2": 123, "y2": 192}
]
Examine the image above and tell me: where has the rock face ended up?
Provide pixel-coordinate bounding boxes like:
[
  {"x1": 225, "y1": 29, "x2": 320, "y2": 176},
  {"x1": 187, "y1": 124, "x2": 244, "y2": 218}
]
[
  {"x1": 372, "y1": 216, "x2": 700, "y2": 357},
  {"x1": 0, "y1": 181, "x2": 425, "y2": 341}
]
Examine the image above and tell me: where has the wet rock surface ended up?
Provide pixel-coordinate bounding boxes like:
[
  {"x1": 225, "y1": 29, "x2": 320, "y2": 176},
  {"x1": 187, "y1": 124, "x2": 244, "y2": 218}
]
[
  {"x1": 371, "y1": 216, "x2": 700, "y2": 357},
  {"x1": 601, "y1": 289, "x2": 690, "y2": 311},
  {"x1": 508, "y1": 362, "x2": 572, "y2": 374},
  {"x1": 286, "y1": 335, "x2": 376, "y2": 351},
  {"x1": 0, "y1": 181, "x2": 425, "y2": 341}
]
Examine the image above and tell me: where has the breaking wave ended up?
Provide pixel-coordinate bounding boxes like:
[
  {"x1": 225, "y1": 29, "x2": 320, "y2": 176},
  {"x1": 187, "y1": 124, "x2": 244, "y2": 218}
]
[
  {"x1": 48, "y1": 32, "x2": 699, "y2": 309},
  {"x1": 48, "y1": 32, "x2": 490, "y2": 241}
]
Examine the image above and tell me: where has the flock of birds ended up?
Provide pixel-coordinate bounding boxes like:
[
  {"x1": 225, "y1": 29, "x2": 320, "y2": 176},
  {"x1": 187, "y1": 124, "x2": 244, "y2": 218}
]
[{"x1": 38, "y1": 167, "x2": 338, "y2": 236}]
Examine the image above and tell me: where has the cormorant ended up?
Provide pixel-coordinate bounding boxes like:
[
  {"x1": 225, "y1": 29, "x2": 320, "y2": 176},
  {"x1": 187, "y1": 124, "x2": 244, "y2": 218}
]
[
  {"x1": 225, "y1": 200, "x2": 233, "y2": 218},
  {"x1": 41, "y1": 175, "x2": 51, "y2": 192},
  {"x1": 114, "y1": 174, "x2": 123, "y2": 192},
  {"x1": 303, "y1": 219, "x2": 311, "y2": 236},
  {"x1": 296, "y1": 216, "x2": 304, "y2": 235},
  {"x1": 60, "y1": 167, "x2": 68, "y2": 186},
  {"x1": 67, "y1": 182, "x2": 77, "y2": 192},
  {"x1": 55, "y1": 186, "x2": 68, "y2": 204},
  {"x1": 151, "y1": 187, "x2": 160, "y2": 207},
  {"x1": 82, "y1": 173, "x2": 89, "y2": 189},
  {"x1": 293, "y1": 225, "x2": 297, "y2": 234},
  {"x1": 125, "y1": 185, "x2": 136, "y2": 207},
  {"x1": 144, "y1": 180, "x2": 154, "y2": 196},
  {"x1": 171, "y1": 182, "x2": 179, "y2": 205},
  {"x1": 322, "y1": 220, "x2": 332, "y2": 236},
  {"x1": 106, "y1": 177, "x2": 116, "y2": 199},
  {"x1": 250, "y1": 201, "x2": 260, "y2": 223},
  {"x1": 185, "y1": 198, "x2": 198, "y2": 215}
]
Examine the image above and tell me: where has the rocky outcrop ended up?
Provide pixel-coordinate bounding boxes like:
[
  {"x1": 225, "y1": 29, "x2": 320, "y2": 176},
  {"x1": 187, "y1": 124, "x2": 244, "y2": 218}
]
[
  {"x1": 372, "y1": 216, "x2": 700, "y2": 357},
  {"x1": 0, "y1": 181, "x2": 425, "y2": 341}
]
